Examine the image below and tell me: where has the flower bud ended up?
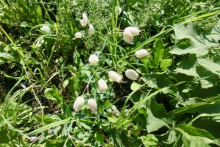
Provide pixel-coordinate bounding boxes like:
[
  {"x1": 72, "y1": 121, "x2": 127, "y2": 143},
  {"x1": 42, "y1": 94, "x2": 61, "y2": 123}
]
[
  {"x1": 135, "y1": 49, "x2": 149, "y2": 58},
  {"x1": 89, "y1": 54, "x2": 99, "y2": 65},
  {"x1": 123, "y1": 31, "x2": 133, "y2": 44},
  {"x1": 89, "y1": 24, "x2": 95, "y2": 35},
  {"x1": 98, "y1": 79, "x2": 108, "y2": 92},
  {"x1": 124, "y1": 27, "x2": 140, "y2": 36},
  {"x1": 75, "y1": 32, "x2": 83, "y2": 38},
  {"x1": 73, "y1": 97, "x2": 85, "y2": 112},
  {"x1": 108, "y1": 71, "x2": 122, "y2": 83},
  {"x1": 88, "y1": 99, "x2": 97, "y2": 114},
  {"x1": 125, "y1": 69, "x2": 139, "y2": 80}
]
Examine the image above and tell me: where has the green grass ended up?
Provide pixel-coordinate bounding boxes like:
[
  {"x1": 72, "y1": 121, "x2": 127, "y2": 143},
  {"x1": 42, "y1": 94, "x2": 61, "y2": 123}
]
[{"x1": 0, "y1": 0, "x2": 220, "y2": 146}]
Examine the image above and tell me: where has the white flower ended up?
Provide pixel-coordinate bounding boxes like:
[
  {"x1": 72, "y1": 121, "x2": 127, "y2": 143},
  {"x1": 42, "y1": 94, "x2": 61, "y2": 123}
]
[
  {"x1": 108, "y1": 71, "x2": 122, "y2": 83},
  {"x1": 124, "y1": 27, "x2": 140, "y2": 36},
  {"x1": 125, "y1": 69, "x2": 139, "y2": 80},
  {"x1": 73, "y1": 97, "x2": 85, "y2": 112},
  {"x1": 135, "y1": 49, "x2": 149, "y2": 58},
  {"x1": 80, "y1": 13, "x2": 88, "y2": 26},
  {"x1": 98, "y1": 79, "x2": 108, "y2": 92},
  {"x1": 89, "y1": 54, "x2": 99, "y2": 65},
  {"x1": 82, "y1": 13, "x2": 88, "y2": 20},
  {"x1": 89, "y1": 24, "x2": 95, "y2": 35},
  {"x1": 123, "y1": 31, "x2": 133, "y2": 44},
  {"x1": 75, "y1": 32, "x2": 83, "y2": 38},
  {"x1": 88, "y1": 99, "x2": 97, "y2": 114},
  {"x1": 40, "y1": 25, "x2": 50, "y2": 34},
  {"x1": 80, "y1": 19, "x2": 88, "y2": 26}
]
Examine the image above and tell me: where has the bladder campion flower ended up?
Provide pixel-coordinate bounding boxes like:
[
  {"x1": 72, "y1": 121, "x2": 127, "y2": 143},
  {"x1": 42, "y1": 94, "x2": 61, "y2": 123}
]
[
  {"x1": 108, "y1": 71, "x2": 122, "y2": 83},
  {"x1": 98, "y1": 79, "x2": 108, "y2": 92},
  {"x1": 124, "y1": 27, "x2": 140, "y2": 36},
  {"x1": 123, "y1": 31, "x2": 133, "y2": 44},
  {"x1": 73, "y1": 97, "x2": 85, "y2": 112},
  {"x1": 89, "y1": 24, "x2": 95, "y2": 35},
  {"x1": 75, "y1": 32, "x2": 83, "y2": 38},
  {"x1": 89, "y1": 54, "x2": 99, "y2": 65},
  {"x1": 135, "y1": 49, "x2": 149, "y2": 58},
  {"x1": 80, "y1": 13, "x2": 88, "y2": 26},
  {"x1": 125, "y1": 69, "x2": 139, "y2": 80},
  {"x1": 88, "y1": 99, "x2": 97, "y2": 114}
]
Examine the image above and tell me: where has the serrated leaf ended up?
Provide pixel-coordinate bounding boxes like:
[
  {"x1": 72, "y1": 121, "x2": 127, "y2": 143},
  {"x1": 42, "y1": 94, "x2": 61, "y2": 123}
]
[
  {"x1": 175, "y1": 124, "x2": 220, "y2": 147},
  {"x1": 160, "y1": 59, "x2": 172, "y2": 71},
  {"x1": 154, "y1": 39, "x2": 164, "y2": 68}
]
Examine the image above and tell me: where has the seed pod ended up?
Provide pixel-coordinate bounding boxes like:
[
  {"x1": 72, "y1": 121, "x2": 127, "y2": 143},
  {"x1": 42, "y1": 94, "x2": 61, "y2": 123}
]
[
  {"x1": 75, "y1": 32, "x2": 83, "y2": 38},
  {"x1": 135, "y1": 49, "x2": 149, "y2": 58},
  {"x1": 108, "y1": 71, "x2": 122, "y2": 83},
  {"x1": 89, "y1": 24, "x2": 95, "y2": 35},
  {"x1": 73, "y1": 97, "x2": 85, "y2": 112},
  {"x1": 125, "y1": 69, "x2": 139, "y2": 80},
  {"x1": 88, "y1": 99, "x2": 97, "y2": 114},
  {"x1": 124, "y1": 27, "x2": 140, "y2": 36},
  {"x1": 123, "y1": 30, "x2": 133, "y2": 44},
  {"x1": 98, "y1": 79, "x2": 108, "y2": 92},
  {"x1": 89, "y1": 54, "x2": 99, "y2": 65}
]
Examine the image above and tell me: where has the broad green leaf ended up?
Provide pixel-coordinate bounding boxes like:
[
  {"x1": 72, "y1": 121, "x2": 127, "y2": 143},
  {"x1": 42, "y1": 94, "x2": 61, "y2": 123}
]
[
  {"x1": 171, "y1": 95, "x2": 220, "y2": 116},
  {"x1": 131, "y1": 82, "x2": 142, "y2": 91},
  {"x1": 197, "y1": 58, "x2": 220, "y2": 76},
  {"x1": 154, "y1": 39, "x2": 164, "y2": 68},
  {"x1": 141, "y1": 134, "x2": 158, "y2": 147},
  {"x1": 146, "y1": 99, "x2": 169, "y2": 133},
  {"x1": 170, "y1": 22, "x2": 220, "y2": 56},
  {"x1": 44, "y1": 86, "x2": 63, "y2": 105},
  {"x1": 94, "y1": 132, "x2": 104, "y2": 146},
  {"x1": 34, "y1": 115, "x2": 56, "y2": 125},
  {"x1": 175, "y1": 124, "x2": 220, "y2": 147}
]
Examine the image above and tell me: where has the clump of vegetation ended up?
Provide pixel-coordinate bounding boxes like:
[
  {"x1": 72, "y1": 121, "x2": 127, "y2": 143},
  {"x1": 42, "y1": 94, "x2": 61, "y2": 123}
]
[{"x1": 0, "y1": 0, "x2": 220, "y2": 146}]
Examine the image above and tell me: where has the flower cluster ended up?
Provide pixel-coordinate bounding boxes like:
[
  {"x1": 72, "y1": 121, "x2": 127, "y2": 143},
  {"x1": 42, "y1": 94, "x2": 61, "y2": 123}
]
[
  {"x1": 73, "y1": 25, "x2": 150, "y2": 114},
  {"x1": 75, "y1": 13, "x2": 95, "y2": 39}
]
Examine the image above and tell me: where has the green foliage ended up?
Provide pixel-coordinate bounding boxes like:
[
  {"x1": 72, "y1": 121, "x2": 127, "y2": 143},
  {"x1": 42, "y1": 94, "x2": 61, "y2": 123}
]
[{"x1": 0, "y1": 0, "x2": 220, "y2": 146}]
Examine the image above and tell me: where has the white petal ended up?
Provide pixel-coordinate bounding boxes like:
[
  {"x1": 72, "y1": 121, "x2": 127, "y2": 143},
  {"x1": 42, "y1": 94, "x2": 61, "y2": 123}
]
[
  {"x1": 73, "y1": 97, "x2": 85, "y2": 111},
  {"x1": 75, "y1": 32, "x2": 83, "y2": 38},
  {"x1": 88, "y1": 99, "x2": 97, "y2": 114},
  {"x1": 108, "y1": 71, "x2": 122, "y2": 83},
  {"x1": 135, "y1": 49, "x2": 149, "y2": 58},
  {"x1": 80, "y1": 19, "x2": 88, "y2": 26},
  {"x1": 98, "y1": 79, "x2": 108, "y2": 92},
  {"x1": 89, "y1": 24, "x2": 95, "y2": 35},
  {"x1": 123, "y1": 31, "x2": 133, "y2": 44},
  {"x1": 125, "y1": 69, "x2": 139, "y2": 80},
  {"x1": 124, "y1": 27, "x2": 140, "y2": 36},
  {"x1": 89, "y1": 54, "x2": 99, "y2": 65}
]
